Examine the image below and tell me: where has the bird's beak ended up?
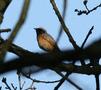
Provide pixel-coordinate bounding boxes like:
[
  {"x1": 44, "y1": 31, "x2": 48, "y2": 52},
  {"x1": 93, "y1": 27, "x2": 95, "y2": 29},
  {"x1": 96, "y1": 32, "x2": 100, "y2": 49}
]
[{"x1": 34, "y1": 28, "x2": 37, "y2": 30}]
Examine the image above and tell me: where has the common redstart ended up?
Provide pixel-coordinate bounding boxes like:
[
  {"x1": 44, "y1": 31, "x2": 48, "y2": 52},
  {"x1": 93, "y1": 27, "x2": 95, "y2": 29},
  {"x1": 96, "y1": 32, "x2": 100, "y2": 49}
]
[{"x1": 34, "y1": 27, "x2": 61, "y2": 53}]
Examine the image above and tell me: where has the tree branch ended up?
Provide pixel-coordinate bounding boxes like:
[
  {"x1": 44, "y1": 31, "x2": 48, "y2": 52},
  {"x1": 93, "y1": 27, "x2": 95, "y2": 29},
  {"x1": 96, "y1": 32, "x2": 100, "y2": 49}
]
[
  {"x1": 50, "y1": 0, "x2": 78, "y2": 49},
  {"x1": 0, "y1": 0, "x2": 30, "y2": 61},
  {"x1": 56, "y1": 0, "x2": 68, "y2": 43}
]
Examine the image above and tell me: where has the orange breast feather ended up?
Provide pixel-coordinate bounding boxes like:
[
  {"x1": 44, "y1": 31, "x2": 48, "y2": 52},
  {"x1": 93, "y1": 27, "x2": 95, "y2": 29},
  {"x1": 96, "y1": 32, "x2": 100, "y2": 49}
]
[{"x1": 37, "y1": 33, "x2": 56, "y2": 52}]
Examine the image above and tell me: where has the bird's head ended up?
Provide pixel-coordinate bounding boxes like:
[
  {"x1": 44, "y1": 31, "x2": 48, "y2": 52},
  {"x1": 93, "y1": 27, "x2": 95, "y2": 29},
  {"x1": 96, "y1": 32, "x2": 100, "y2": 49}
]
[{"x1": 34, "y1": 27, "x2": 46, "y2": 35}]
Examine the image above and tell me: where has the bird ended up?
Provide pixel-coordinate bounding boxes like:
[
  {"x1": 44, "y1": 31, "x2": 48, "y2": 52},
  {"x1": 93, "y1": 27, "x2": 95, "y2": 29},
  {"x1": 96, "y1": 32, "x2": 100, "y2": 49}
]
[
  {"x1": 34, "y1": 27, "x2": 61, "y2": 53},
  {"x1": 34, "y1": 28, "x2": 68, "y2": 82}
]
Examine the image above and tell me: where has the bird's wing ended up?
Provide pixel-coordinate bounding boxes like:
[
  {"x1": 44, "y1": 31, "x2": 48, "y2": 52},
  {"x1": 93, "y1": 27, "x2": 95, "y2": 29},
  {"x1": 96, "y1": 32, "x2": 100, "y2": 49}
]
[
  {"x1": 41, "y1": 33, "x2": 60, "y2": 52},
  {"x1": 38, "y1": 33, "x2": 59, "y2": 51}
]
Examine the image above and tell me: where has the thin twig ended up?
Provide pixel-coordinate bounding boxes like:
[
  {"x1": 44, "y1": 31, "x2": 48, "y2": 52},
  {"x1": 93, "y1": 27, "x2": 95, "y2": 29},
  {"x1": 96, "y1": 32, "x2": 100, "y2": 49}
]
[
  {"x1": 54, "y1": 73, "x2": 69, "y2": 90},
  {"x1": 22, "y1": 73, "x2": 60, "y2": 83},
  {"x1": 54, "y1": 69, "x2": 82, "y2": 90},
  {"x1": 79, "y1": 26, "x2": 94, "y2": 65},
  {"x1": 25, "y1": 81, "x2": 35, "y2": 90},
  {"x1": 0, "y1": 29, "x2": 11, "y2": 33},
  {"x1": 50, "y1": 0, "x2": 78, "y2": 49},
  {"x1": 0, "y1": 87, "x2": 2, "y2": 90},
  {"x1": 18, "y1": 73, "x2": 22, "y2": 90},
  {"x1": 2, "y1": 77, "x2": 11, "y2": 90},
  {"x1": 21, "y1": 81, "x2": 25, "y2": 90},
  {"x1": 11, "y1": 83, "x2": 17, "y2": 90},
  {"x1": 75, "y1": 1, "x2": 101, "y2": 15},
  {"x1": 93, "y1": 58, "x2": 100, "y2": 90},
  {"x1": 30, "y1": 81, "x2": 34, "y2": 88},
  {"x1": 54, "y1": 72, "x2": 82, "y2": 90},
  {"x1": 81, "y1": 26, "x2": 94, "y2": 48},
  {"x1": 95, "y1": 74, "x2": 100, "y2": 90},
  {"x1": 56, "y1": 0, "x2": 68, "y2": 43}
]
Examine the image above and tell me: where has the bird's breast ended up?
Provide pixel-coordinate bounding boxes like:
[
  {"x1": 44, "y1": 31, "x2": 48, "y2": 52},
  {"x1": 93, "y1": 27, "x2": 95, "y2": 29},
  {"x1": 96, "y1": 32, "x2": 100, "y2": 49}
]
[{"x1": 37, "y1": 34, "x2": 56, "y2": 52}]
